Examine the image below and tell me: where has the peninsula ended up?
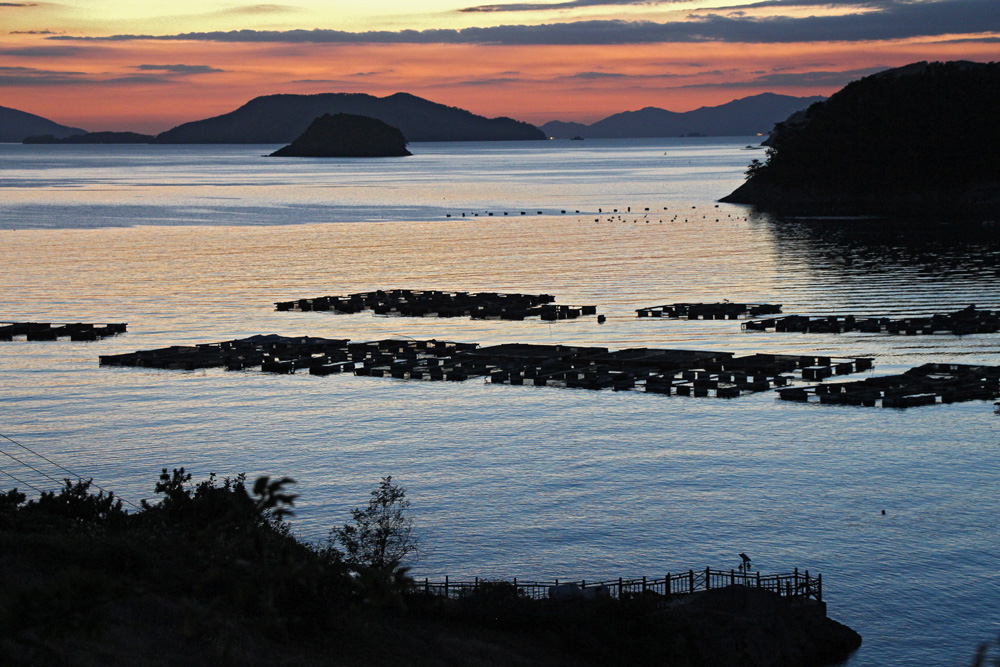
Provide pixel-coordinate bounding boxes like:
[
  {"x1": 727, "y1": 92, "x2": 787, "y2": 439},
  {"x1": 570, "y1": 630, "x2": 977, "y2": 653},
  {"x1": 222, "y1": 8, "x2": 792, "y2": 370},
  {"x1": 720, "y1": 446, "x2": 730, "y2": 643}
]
[{"x1": 721, "y1": 61, "x2": 1000, "y2": 219}]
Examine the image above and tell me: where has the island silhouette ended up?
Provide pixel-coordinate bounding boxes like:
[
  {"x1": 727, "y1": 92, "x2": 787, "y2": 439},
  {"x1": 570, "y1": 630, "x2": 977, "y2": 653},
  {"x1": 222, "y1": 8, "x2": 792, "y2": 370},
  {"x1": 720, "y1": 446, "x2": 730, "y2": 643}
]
[{"x1": 269, "y1": 113, "x2": 411, "y2": 158}]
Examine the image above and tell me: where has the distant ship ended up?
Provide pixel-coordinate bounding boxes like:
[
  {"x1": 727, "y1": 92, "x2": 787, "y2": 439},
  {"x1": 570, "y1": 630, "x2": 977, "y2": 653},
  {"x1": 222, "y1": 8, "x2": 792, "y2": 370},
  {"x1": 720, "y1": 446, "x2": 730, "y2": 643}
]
[{"x1": 570, "y1": 136, "x2": 585, "y2": 141}]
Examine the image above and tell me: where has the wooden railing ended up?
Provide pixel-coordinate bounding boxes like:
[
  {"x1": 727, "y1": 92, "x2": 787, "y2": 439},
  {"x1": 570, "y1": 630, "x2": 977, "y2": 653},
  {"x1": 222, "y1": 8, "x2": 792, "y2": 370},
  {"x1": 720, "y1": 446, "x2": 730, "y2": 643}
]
[{"x1": 417, "y1": 567, "x2": 821, "y2": 603}]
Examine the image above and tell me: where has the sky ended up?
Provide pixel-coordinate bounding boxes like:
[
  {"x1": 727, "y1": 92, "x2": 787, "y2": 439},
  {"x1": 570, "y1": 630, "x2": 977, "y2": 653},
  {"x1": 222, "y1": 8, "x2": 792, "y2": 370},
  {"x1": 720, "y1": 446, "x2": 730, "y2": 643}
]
[{"x1": 1, "y1": 0, "x2": 998, "y2": 133}]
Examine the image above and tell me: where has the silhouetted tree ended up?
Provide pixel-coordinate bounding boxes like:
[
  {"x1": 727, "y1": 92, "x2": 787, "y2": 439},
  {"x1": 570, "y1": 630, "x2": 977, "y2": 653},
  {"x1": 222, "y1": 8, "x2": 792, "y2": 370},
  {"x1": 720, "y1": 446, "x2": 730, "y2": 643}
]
[{"x1": 329, "y1": 476, "x2": 418, "y2": 576}]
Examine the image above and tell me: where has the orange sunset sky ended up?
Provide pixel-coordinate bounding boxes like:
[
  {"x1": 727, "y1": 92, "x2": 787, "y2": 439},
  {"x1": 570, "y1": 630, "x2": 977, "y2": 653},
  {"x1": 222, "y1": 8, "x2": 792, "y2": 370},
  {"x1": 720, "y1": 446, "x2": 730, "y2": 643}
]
[{"x1": 2, "y1": 0, "x2": 998, "y2": 134}]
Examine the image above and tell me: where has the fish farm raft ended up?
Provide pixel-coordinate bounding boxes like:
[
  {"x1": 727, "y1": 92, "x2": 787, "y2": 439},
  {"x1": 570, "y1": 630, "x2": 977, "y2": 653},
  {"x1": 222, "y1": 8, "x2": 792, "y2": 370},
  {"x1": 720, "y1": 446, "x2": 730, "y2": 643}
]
[
  {"x1": 1, "y1": 321, "x2": 127, "y2": 341},
  {"x1": 97, "y1": 335, "x2": 1000, "y2": 408},
  {"x1": 275, "y1": 289, "x2": 598, "y2": 321},
  {"x1": 637, "y1": 302, "x2": 782, "y2": 319},
  {"x1": 743, "y1": 305, "x2": 1000, "y2": 335}
]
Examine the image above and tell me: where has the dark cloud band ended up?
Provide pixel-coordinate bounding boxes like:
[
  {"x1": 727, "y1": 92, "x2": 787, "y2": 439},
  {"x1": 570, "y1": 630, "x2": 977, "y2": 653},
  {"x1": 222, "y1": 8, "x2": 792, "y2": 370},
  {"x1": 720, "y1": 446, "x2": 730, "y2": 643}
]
[
  {"x1": 459, "y1": 0, "x2": 686, "y2": 12},
  {"x1": 48, "y1": 0, "x2": 999, "y2": 45},
  {"x1": 133, "y1": 64, "x2": 224, "y2": 73},
  {"x1": 0, "y1": 65, "x2": 208, "y2": 86},
  {"x1": 677, "y1": 65, "x2": 890, "y2": 87}
]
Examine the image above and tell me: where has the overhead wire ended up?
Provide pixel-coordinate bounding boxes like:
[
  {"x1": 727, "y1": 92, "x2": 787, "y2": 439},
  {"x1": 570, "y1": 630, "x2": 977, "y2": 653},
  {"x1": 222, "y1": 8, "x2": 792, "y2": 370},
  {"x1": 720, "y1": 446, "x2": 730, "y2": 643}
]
[
  {"x1": 0, "y1": 447, "x2": 65, "y2": 487},
  {"x1": 0, "y1": 466, "x2": 45, "y2": 495},
  {"x1": 0, "y1": 431, "x2": 142, "y2": 510}
]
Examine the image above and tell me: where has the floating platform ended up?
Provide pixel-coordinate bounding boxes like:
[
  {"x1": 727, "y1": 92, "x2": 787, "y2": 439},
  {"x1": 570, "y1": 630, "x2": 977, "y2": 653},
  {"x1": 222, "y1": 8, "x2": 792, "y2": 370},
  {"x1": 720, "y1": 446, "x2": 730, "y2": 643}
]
[
  {"x1": 0, "y1": 321, "x2": 127, "y2": 342},
  {"x1": 744, "y1": 305, "x2": 1000, "y2": 335},
  {"x1": 100, "y1": 335, "x2": 877, "y2": 400},
  {"x1": 275, "y1": 289, "x2": 598, "y2": 321},
  {"x1": 637, "y1": 303, "x2": 782, "y2": 319},
  {"x1": 778, "y1": 363, "x2": 1000, "y2": 408}
]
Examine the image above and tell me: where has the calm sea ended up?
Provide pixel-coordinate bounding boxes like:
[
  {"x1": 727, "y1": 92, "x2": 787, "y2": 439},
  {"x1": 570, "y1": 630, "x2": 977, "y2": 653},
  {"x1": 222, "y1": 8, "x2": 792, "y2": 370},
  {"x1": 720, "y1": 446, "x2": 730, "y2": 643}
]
[{"x1": 1, "y1": 139, "x2": 998, "y2": 665}]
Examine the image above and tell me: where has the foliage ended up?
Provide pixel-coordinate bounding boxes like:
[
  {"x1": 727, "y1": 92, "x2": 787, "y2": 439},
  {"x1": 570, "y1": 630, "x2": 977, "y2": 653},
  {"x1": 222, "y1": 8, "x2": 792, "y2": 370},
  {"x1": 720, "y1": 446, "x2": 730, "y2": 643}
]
[
  {"x1": 37, "y1": 478, "x2": 125, "y2": 523},
  {"x1": 329, "y1": 476, "x2": 419, "y2": 577},
  {"x1": 253, "y1": 474, "x2": 299, "y2": 520},
  {"x1": 0, "y1": 470, "x2": 434, "y2": 662},
  {"x1": 138, "y1": 467, "x2": 297, "y2": 530},
  {"x1": 0, "y1": 487, "x2": 27, "y2": 526},
  {"x1": 0, "y1": 478, "x2": 125, "y2": 530},
  {"x1": 0, "y1": 467, "x2": 358, "y2": 662}
]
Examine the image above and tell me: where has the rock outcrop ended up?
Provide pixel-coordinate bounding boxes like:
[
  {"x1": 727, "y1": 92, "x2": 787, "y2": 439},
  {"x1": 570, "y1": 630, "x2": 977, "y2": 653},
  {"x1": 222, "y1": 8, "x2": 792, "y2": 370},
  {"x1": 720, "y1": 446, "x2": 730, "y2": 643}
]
[
  {"x1": 269, "y1": 113, "x2": 411, "y2": 158},
  {"x1": 663, "y1": 585, "x2": 862, "y2": 667}
]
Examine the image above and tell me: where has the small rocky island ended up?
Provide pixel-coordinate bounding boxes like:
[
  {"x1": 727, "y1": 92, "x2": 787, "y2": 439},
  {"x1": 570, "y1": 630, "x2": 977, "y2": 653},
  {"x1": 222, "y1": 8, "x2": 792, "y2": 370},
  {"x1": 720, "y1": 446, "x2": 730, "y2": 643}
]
[
  {"x1": 269, "y1": 113, "x2": 412, "y2": 158},
  {"x1": 722, "y1": 61, "x2": 1000, "y2": 218}
]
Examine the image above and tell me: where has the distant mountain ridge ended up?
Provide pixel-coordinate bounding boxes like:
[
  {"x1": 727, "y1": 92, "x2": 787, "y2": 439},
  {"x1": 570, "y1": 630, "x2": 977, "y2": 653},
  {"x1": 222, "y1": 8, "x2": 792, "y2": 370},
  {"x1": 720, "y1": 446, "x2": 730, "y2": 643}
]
[
  {"x1": 0, "y1": 105, "x2": 85, "y2": 143},
  {"x1": 6, "y1": 91, "x2": 826, "y2": 145},
  {"x1": 157, "y1": 92, "x2": 544, "y2": 144},
  {"x1": 540, "y1": 93, "x2": 826, "y2": 139}
]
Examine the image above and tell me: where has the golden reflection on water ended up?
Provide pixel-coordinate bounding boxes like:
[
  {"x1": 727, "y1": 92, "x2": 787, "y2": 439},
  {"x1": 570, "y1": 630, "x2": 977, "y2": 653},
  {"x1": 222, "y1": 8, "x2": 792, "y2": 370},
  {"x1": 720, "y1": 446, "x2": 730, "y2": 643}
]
[
  {"x1": 3, "y1": 211, "x2": 997, "y2": 369},
  {"x1": 0, "y1": 212, "x2": 780, "y2": 317}
]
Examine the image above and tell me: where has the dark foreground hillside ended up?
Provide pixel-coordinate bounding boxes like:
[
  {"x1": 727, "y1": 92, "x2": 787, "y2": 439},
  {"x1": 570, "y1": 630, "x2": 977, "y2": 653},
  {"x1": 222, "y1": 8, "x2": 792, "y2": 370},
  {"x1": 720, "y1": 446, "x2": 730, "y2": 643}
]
[
  {"x1": 1, "y1": 472, "x2": 860, "y2": 667},
  {"x1": 722, "y1": 61, "x2": 1000, "y2": 218}
]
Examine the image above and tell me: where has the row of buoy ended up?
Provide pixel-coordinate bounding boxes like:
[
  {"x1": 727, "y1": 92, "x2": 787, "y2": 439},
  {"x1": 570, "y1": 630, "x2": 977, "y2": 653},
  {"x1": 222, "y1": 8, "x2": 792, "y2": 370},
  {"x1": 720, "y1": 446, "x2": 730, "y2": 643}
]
[{"x1": 443, "y1": 204, "x2": 721, "y2": 218}]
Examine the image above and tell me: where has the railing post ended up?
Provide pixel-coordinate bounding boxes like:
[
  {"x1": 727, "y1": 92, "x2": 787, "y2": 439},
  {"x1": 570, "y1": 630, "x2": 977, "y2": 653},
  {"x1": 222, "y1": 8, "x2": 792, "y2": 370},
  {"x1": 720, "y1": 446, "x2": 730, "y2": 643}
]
[
  {"x1": 425, "y1": 577, "x2": 429, "y2": 594},
  {"x1": 582, "y1": 579, "x2": 586, "y2": 589},
  {"x1": 445, "y1": 575, "x2": 449, "y2": 598},
  {"x1": 794, "y1": 567, "x2": 799, "y2": 597},
  {"x1": 818, "y1": 573, "x2": 822, "y2": 601},
  {"x1": 805, "y1": 570, "x2": 810, "y2": 598},
  {"x1": 475, "y1": 576, "x2": 479, "y2": 591},
  {"x1": 666, "y1": 572, "x2": 671, "y2": 595},
  {"x1": 731, "y1": 569, "x2": 735, "y2": 586},
  {"x1": 619, "y1": 576, "x2": 623, "y2": 598},
  {"x1": 706, "y1": 567, "x2": 711, "y2": 590},
  {"x1": 642, "y1": 576, "x2": 647, "y2": 593},
  {"x1": 756, "y1": 571, "x2": 761, "y2": 588},
  {"x1": 689, "y1": 569, "x2": 694, "y2": 594}
]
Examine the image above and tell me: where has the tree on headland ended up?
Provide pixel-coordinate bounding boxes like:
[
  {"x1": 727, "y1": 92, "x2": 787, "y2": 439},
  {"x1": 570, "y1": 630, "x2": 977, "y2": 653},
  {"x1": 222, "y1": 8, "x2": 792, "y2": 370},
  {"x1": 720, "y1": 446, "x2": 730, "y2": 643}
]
[{"x1": 329, "y1": 475, "x2": 419, "y2": 577}]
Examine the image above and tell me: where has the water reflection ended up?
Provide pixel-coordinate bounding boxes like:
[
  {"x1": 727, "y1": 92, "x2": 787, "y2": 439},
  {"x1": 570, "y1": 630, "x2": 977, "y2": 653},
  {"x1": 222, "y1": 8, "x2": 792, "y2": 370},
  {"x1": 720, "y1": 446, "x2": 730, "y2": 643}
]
[
  {"x1": 751, "y1": 213, "x2": 1000, "y2": 314},
  {"x1": 758, "y1": 214, "x2": 1000, "y2": 275}
]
